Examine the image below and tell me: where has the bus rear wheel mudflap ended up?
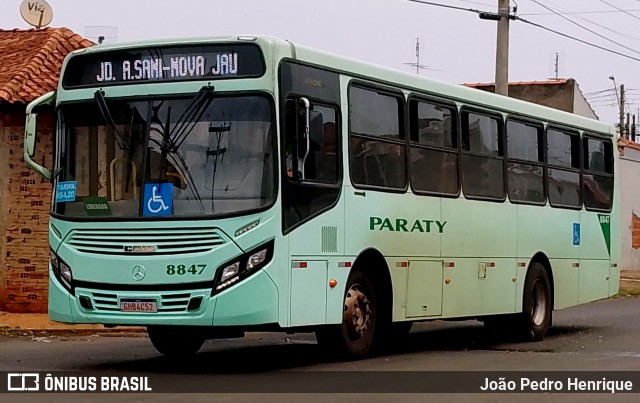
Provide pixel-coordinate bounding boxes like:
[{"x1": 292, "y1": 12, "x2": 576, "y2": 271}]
[
  {"x1": 147, "y1": 325, "x2": 206, "y2": 357},
  {"x1": 315, "y1": 270, "x2": 385, "y2": 359}
]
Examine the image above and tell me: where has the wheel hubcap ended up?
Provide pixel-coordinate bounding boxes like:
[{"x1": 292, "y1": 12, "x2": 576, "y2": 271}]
[
  {"x1": 531, "y1": 280, "x2": 546, "y2": 326},
  {"x1": 343, "y1": 284, "x2": 372, "y2": 341}
]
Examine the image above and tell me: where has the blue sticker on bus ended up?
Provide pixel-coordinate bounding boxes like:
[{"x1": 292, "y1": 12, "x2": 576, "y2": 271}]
[
  {"x1": 55, "y1": 181, "x2": 77, "y2": 203},
  {"x1": 573, "y1": 223, "x2": 580, "y2": 246},
  {"x1": 143, "y1": 183, "x2": 173, "y2": 216}
]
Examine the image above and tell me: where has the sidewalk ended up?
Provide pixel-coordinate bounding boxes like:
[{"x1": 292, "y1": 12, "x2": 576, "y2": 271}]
[
  {"x1": 1, "y1": 270, "x2": 639, "y2": 336},
  {"x1": 0, "y1": 312, "x2": 145, "y2": 337}
]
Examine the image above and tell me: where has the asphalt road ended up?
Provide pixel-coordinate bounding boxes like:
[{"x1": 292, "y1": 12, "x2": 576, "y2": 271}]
[{"x1": 1, "y1": 297, "x2": 639, "y2": 402}]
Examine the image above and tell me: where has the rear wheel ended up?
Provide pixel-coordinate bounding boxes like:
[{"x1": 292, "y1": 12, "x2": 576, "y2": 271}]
[
  {"x1": 517, "y1": 262, "x2": 552, "y2": 341},
  {"x1": 483, "y1": 262, "x2": 551, "y2": 342},
  {"x1": 147, "y1": 326, "x2": 205, "y2": 357},
  {"x1": 315, "y1": 270, "x2": 381, "y2": 359}
]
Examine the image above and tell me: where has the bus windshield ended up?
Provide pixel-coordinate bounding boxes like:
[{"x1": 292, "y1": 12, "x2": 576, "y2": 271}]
[{"x1": 54, "y1": 93, "x2": 276, "y2": 219}]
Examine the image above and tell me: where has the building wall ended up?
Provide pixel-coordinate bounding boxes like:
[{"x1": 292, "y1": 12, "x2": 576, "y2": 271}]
[
  {"x1": 0, "y1": 106, "x2": 53, "y2": 313},
  {"x1": 508, "y1": 81, "x2": 575, "y2": 114},
  {"x1": 469, "y1": 79, "x2": 598, "y2": 120},
  {"x1": 619, "y1": 144, "x2": 640, "y2": 270},
  {"x1": 572, "y1": 82, "x2": 598, "y2": 120}
]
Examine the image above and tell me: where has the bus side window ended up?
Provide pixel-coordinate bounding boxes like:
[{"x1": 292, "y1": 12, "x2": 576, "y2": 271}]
[
  {"x1": 461, "y1": 111, "x2": 504, "y2": 200},
  {"x1": 283, "y1": 99, "x2": 301, "y2": 179},
  {"x1": 310, "y1": 106, "x2": 338, "y2": 183},
  {"x1": 284, "y1": 98, "x2": 338, "y2": 184},
  {"x1": 582, "y1": 137, "x2": 613, "y2": 211}
]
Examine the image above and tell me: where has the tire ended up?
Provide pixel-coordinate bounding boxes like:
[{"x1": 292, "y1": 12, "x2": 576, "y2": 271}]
[
  {"x1": 517, "y1": 262, "x2": 552, "y2": 341},
  {"x1": 147, "y1": 326, "x2": 205, "y2": 357},
  {"x1": 315, "y1": 270, "x2": 381, "y2": 359}
]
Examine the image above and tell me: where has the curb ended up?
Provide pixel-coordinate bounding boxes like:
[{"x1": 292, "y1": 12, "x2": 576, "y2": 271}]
[{"x1": 0, "y1": 326, "x2": 146, "y2": 338}]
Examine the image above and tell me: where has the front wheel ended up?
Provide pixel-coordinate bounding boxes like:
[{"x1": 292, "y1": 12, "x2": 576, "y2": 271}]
[
  {"x1": 517, "y1": 262, "x2": 552, "y2": 341},
  {"x1": 147, "y1": 326, "x2": 205, "y2": 357},
  {"x1": 315, "y1": 270, "x2": 380, "y2": 359}
]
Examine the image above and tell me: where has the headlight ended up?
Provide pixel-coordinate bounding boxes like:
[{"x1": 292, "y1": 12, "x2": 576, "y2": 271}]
[
  {"x1": 50, "y1": 249, "x2": 59, "y2": 270},
  {"x1": 247, "y1": 249, "x2": 267, "y2": 270},
  {"x1": 212, "y1": 240, "x2": 274, "y2": 295},
  {"x1": 50, "y1": 249, "x2": 73, "y2": 294},
  {"x1": 220, "y1": 262, "x2": 240, "y2": 283},
  {"x1": 59, "y1": 260, "x2": 72, "y2": 285}
]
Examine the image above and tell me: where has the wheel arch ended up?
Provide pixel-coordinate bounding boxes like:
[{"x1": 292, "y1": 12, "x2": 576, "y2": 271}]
[{"x1": 350, "y1": 248, "x2": 393, "y2": 322}]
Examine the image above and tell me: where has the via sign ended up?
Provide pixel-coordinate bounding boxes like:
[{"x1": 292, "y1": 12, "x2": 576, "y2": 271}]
[{"x1": 20, "y1": 0, "x2": 53, "y2": 28}]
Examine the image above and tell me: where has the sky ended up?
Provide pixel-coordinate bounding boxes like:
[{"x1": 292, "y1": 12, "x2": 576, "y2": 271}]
[{"x1": 3, "y1": 0, "x2": 640, "y2": 126}]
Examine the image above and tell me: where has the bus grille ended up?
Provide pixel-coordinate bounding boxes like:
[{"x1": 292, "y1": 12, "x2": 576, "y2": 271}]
[
  {"x1": 89, "y1": 292, "x2": 195, "y2": 313},
  {"x1": 66, "y1": 227, "x2": 226, "y2": 255}
]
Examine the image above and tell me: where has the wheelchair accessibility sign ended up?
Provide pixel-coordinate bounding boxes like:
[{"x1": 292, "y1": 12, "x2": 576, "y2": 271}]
[{"x1": 143, "y1": 183, "x2": 173, "y2": 216}]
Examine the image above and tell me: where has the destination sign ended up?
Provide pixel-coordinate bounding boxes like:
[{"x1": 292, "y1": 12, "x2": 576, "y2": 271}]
[{"x1": 62, "y1": 44, "x2": 265, "y2": 88}]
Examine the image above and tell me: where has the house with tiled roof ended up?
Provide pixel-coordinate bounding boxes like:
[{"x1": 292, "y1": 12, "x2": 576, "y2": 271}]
[
  {"x1": 0, "y1": 28, "x2": 93, "y2": 313},
  {"x1": 464, "y1": 79, "x2": 598, "y2": 120}
]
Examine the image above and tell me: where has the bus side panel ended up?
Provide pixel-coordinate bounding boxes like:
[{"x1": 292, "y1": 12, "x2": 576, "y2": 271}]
[
  {"x1": 343, "y1": 187, "x2": 442, "y2": 258},
  {"x1": 343, "y1": 186, "x2": 442, "y2": 321},
  {"x1": 549, "y1": 259, "x2": 579, "y2": 309},
  {"x1": 288, "y1": 194, "x2": 346, "y2": 327},
  {"x1": 579, "y1": 211, "x2": 612, "y2": 303},
  {"x1": 441, "y1": 258, "x2": 516, "y2": 317},
  {"x1": 516, "y1": 204, "x2": 580, "y2": 310},
  {"x1": 441, "y1": 198, "x2": 517, "y2": 317}
]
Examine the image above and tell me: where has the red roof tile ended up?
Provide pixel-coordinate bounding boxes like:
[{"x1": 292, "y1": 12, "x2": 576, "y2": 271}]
[
  {"x1": 0, "y1": 27, "x2": 93, "y2": 104},
  {"x1": 618, "y1": 137, "x2": 640, "y2": 152}
]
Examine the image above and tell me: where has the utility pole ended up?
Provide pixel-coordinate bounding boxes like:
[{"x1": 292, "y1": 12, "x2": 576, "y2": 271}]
[
  {"x1": 632, "y1": 114, "x2": 636, "y2": 142},
  {"x1": 620, "y1": 84, "x2": 625, "y2": 138},
  {"x1": 626, "y1": 113, "x2": 631, "y2": 140},
  {"x1": 495, "y1": 0, "x2": 510, "y2": 96}
]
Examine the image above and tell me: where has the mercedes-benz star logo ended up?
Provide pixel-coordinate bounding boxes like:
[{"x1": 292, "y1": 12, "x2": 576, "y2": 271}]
[{"x1": 132, "y1": 265, "x2": 146, "y2": 281}]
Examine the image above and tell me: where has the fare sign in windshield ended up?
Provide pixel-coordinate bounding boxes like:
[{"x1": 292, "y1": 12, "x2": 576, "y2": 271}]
[{"x1": 62, "y1": 43, "x2": 265, "y2": 88}]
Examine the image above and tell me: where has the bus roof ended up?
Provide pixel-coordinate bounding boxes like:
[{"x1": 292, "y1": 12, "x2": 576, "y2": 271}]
[{"x1": 63, "y1": 34, "x2": 614, "y2": 136}]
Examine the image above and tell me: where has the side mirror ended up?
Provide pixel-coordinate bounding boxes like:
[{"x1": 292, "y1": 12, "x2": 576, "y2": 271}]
[
  {"x1": 24, "y1": 112, "x2": 40, "y2": 157},
  {"x1": 24, "y1": 91, "x2": 55, "y2": 180}
]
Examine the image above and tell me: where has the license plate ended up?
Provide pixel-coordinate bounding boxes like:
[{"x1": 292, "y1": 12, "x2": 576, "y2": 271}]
[{"x1": 120, "y1": 299, "x2": 157, "y2": 313}]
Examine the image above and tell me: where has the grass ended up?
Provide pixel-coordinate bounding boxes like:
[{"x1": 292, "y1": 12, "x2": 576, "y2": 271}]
[{"x1": 613, "y1": 279, "x2": 640, "y2": 298}]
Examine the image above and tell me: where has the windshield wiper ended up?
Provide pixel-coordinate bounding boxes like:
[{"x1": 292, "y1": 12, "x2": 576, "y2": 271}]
[
  {"x1": 149, "y1": 86, "x2": 216, "y2": 213},
  {"x1": 94, "y1": 90, "x2": 129, "y2": 149},
  {"x1": 169, "y1": 85, "x2": 215, "y2": 150}
]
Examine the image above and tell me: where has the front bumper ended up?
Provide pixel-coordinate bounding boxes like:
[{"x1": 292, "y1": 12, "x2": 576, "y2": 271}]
[{"x1": 48, "y1": 266, "x2": 280, "y2": 327}]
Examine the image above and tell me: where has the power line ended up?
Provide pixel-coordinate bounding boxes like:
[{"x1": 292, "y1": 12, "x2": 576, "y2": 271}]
[
  {"x1": 404, "y1": 0, "x2": 640, "y2": 63},
  {"x1": 600, "y1": 0, "x2": 640, "y2": 21},
  {"x1": 520, "y1": 9, "x2": 640, "y2": 16},
  {"x1": 587, "y1": 94, "x2": 618, "y2": 101},
  {"x1": 585, "y1": 88, "x2": 616, "y2": 96},
  {"x1": 514, "y1": 16, "x2": 640, "y2": 63},
  {"x1": 529, "y1": 0, "x2": 640, "y2": 57},
  {"x1": 535, "y1": 0, "x2": 640, "y2": 42},
  {"x1": 456, "y1": 0, "x2": 494, "y2": 8},
  {"x1": 405, "y1": 0, "x2": 482, "y2": 14}
]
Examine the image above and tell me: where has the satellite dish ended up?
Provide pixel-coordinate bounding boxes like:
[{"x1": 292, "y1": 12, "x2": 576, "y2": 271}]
[{"x1": 20, "y1": 0, "x2": 54, "y2": 29}]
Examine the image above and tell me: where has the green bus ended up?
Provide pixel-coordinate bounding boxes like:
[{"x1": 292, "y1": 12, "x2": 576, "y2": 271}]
[{"x1": 24, "y1": 35, "x2": 619, "y2": 359}]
